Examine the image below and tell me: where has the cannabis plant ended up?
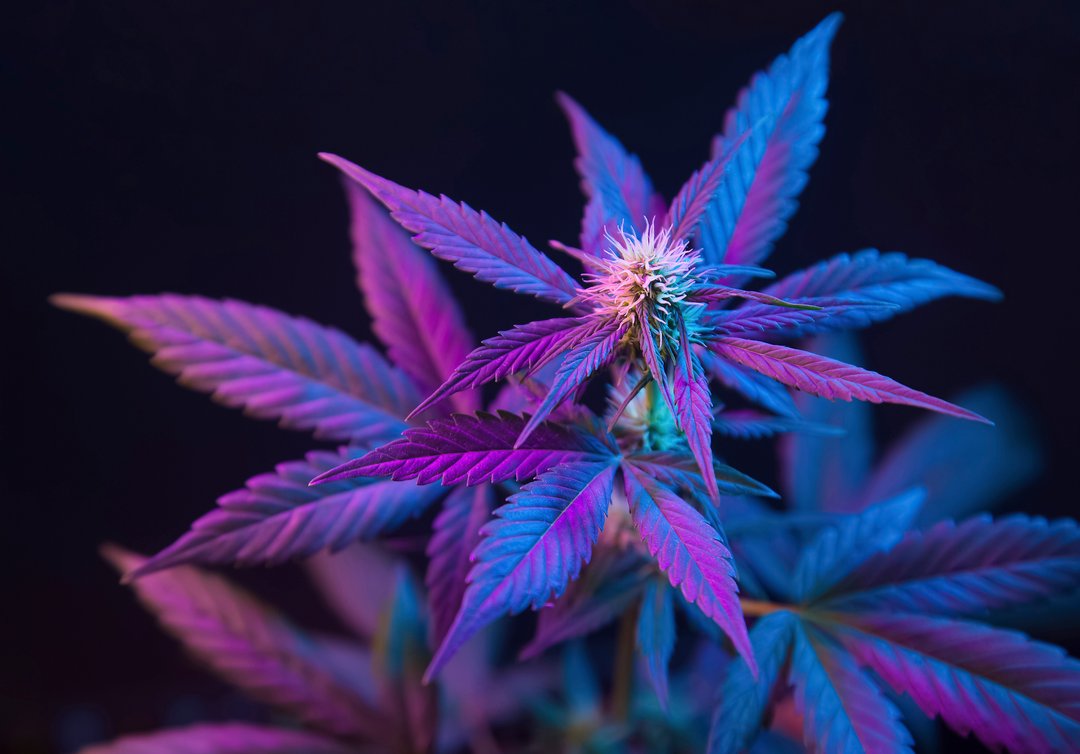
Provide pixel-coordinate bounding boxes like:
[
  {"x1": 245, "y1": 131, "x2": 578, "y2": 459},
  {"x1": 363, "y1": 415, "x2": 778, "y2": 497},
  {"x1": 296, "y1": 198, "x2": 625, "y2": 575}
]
[{"x1": 59, "y1": 13, "x2": 1080, "y2": 754}]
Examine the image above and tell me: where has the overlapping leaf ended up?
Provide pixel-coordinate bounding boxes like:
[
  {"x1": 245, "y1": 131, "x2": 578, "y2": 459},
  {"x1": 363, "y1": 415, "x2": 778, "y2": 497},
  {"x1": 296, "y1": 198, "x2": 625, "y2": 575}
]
[
  {"x1": 427, "y1": 485, "x2": 493, "y2": 646},
  {"x1": 672, "y1": 317, "x2": 719, "y2": 498},
  {"x1": 345, "y1": 178, "x2": 479, "y2": 411},
  {"x1": 52, "y1": 294, "x2": 415, "y2": 444},
  {"x1": 322, "y1": 153, "x2": 581, "y2": 305},
  {"x1": 427, "y1": 460, "x2": 619, "y2": 680},
  {"x1": 314, "y1": 410, "x2": 616, "y2": 486},
  {"x1": 129, "y1": 447, "x2": 445, "y2": 577}
]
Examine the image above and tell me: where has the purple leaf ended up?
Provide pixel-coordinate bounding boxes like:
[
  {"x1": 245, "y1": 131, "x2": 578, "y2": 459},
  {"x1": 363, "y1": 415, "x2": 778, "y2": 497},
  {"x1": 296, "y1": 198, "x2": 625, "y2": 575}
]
[
  {"x1": 788, "y1": 620, "x2": 914, "y2": 754},
  {"x1": 313, "y1": 410, "x2": 616, "y2": 486},
  {"x1": 520, "y1": 546, "x2": 651, "y2": 660},
  {"x1": 305, "y1": 543, "x2": 400, "y2": 641},
  {"x1": 859, "y1": 384, "x2": 1042, "y2": 524},
  {"x1": 427, "y1": 485, "x2": 493, "y2": 646},
  {"x1": 129, "y1": 448, "x2": 445, "y2": 576},
  {"x1": 780, "y1": 333, "x2": 873, "y2": 512},
  {"x1": 710, "y1": 336, "x2": 991, "y2": 423},
  {"x1": 410, "y1": 317, "x2": 593, "y2": 417},
  {"x1": 835, "y1": 613, "x2": 1080, "y2": 754},
  {"x1": 702, "y1": 14, "x2": 843, "y2": 273},
  {"x1": 708, "y1": 611, "x2": 797, "y2": 754},
  {"x1": 793, "y1": 489, "x2": 924, "y2": 603},
  {"x1": 321, "y1": 154, "x2": 580, "y2": 305},
  {"x1": 77, "y1": 724, "x2": 354, "y2": 754},
  {"x1": 344, "y1": 178, "x2": 479, "y2": 413},
  {"x1": 672, "y1": 316, "x2": 719, "y2": 498},
  {"x1": 708, "y1": 296, "x2": 898, "y2": 339},
  {"x1": 102, "y1": 546, "x2": 384, "y2": 741},
  {"x1": 622, "y1": 465, "x2": 756, "y2": 674},
  {"x1": 51, "y1": 294, "x2": 416, "y2": 444},
  {"x1": 666, "y1": 127, "x2": 756, "y2": 244},
  {"x1": 639, "y1": 314, "x2": 678, "y2": 416},
  {"x1": 714, "y1": 409, "x2": 842, "y2": 440},
  {"x1": 516, "y1": 320, "x2": 629, "y2": 445},
  {"x1": 556, "y1": 92, "x2": 660, "y2": 250},
  {"x1": 701, "y1": 350, "x2": 799, "y2": 418},
  {"x1": 426, "y1": 460, "x2": 619, "y2": 680},
  {"x1": 821, "y1": 515, "x2": 1080, "y2": 615},
  {"x1": 637, "y1": 577, "x2": 676, "y2": 709}
]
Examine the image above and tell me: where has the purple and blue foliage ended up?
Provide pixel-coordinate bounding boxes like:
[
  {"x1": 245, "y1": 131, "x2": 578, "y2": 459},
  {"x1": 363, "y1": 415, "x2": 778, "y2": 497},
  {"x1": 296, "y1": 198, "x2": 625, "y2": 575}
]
[{"x1": 56, "y1": 12, "x2": 1077, "y2": 754}]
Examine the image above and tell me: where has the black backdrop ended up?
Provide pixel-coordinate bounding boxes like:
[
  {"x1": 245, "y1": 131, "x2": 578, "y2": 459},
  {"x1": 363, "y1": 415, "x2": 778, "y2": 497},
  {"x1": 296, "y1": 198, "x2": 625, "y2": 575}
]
[{"x1": 3, "y1": 1, "x2": 1079, "y2": 752}]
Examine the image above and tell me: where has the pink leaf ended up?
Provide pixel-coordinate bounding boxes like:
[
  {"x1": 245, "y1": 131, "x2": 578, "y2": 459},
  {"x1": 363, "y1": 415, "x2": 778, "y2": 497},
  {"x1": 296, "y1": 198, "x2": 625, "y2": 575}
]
[
  {"x1": 672, "y1": 316, "x2": 718, "y2": 499},
  {"x1": 77, "y1": 723, "x2": 354, "y2": 754}
]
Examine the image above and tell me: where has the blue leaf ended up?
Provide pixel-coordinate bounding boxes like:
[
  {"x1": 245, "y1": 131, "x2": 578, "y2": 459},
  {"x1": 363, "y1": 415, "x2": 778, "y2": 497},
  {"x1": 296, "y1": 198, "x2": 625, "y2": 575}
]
[
  {"x1": 708, "y1": 610, "x2": 797, "y2": 754},
  {"x1": 793, "y1": 489, "x2": 925, "y2": 603},
  {"x1": 426, "y1": 460, "x2": 618, "y2": 680},
  {"x1": 700, "y1": 13, "x2": 842, "y2": 272},
  {"x1": 637, "y1": 577, "x2": 676, "y2": 709},
  {"x1": 788, "y1": 620, "x2": 914, "y2": 754}
]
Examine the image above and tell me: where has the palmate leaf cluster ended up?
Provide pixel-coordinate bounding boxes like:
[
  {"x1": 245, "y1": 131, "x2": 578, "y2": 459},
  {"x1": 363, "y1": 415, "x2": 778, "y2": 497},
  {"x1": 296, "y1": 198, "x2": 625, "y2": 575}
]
[{"x1": 57, "y1": 13, "x2": 1080, "y2": 754}]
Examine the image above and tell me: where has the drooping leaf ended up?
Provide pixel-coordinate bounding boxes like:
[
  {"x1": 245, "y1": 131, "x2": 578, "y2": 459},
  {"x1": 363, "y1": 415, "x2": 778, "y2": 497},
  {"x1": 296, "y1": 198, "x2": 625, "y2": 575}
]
[
  {"x1": 410, "y1": 317, "x2": 593, "y2": 417},
  {"x1": 129, "y1": 448, "x2": 445, "y2": 577},
  {"x1": 427, "y1": 485, "x2": 493, "y2": 646},
  {"x1": 322, "y1": 154, "x2": 581, "y2": 305},
  {"x1": 753, "y1": 249, "x2": 1001, "y2": 337},
  {"x1": 516, "y1": 320, "x2": 629, "y2": 445},
  {"x1": 51, "y1": 294, "x2": 415, "y2": 444},
  {"x1": 427, "y1": 460, "x2": 619, "y2": 680},
  {"x1": 637, "y1": 577, "x2": 676, "y2": 709},
  {"x1": 780, "y1": 333, "x2": 873, "y2": 512},
  {"x1": 556, "y1": 92, "x2": 659, "y2": 250},
  {"x1": 102, "y1": 546, "x2": 383, "y2": 741},
  {"x1": 793, "y1": 489, "x2": 924, "y2": 603},
  {"x1": 701, "y1": 350, "x2": 799, "y2": 419},
  {"x1": 788, "y1": 620, "x2": 914, "y2": 754},
  {"x1": 672, "y1": 315, "x2": 719, "y2": 498},
  {"x1": 858, "y1": 384, "x2": 1042, "y2": 524},
  {"x1": 520, "y1": 546, "x2": 652, "y2": 659},
  {"x1": 834, "y1": 613, "x2": 1080, "y2": 754},
  {"x1": 708, "y1": 610, "x2": 797, "y2": 754},
  {"x1": 710, "y1": 337, "x2": 991, "y2": 423},
  {"x1": 77, "y1": 724, "x2": 354, "y2": 754},
  {"x1": 622, "y1": 465, "x2": 755, "y2": 673},
  {"x1": 714, "y1": 409, "x2": 842, "y2": 440},
  {"x1": 701, "y1": 13, "x2": 843, "y2": 271},
  {"x1": 313, "y1": 410, "x2": 616, "y2": 486},
  {"x1": 344, "y1": 178, "x2": 479, "y2": 412},
  {"x1": 820, "y1": 515, "x2": 1080, "y2": 616}
]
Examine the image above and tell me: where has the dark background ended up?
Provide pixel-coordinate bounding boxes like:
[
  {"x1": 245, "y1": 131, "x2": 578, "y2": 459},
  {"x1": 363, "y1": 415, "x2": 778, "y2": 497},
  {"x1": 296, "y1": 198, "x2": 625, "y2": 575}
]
[{"x1": 3, "y1": 1, "x2": 1079, "y2": 752}]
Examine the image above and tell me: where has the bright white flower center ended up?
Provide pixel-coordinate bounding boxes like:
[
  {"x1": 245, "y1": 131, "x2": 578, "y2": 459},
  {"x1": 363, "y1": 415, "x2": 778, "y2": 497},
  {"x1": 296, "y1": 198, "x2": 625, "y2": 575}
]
[{"x1": 578, "y1": 222, "x2": 699, "y2": 325}]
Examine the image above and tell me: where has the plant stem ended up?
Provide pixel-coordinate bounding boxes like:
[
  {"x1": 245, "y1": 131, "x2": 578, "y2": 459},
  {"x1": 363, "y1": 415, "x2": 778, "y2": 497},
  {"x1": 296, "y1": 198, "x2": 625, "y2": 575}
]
[{"x1": 739, "y1": 598, "x2": 790, "y2": 617}]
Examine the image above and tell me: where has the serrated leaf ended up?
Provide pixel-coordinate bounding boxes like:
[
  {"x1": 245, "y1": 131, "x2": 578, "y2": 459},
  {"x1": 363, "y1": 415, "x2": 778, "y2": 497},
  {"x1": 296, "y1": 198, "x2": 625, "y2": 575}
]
[
  {"x1": 130, "y1": 448, "x2": 445, "y2": 576},
  {"x1": 637, "y1": 577, "x2": 676, "y2": 709},
  {"x1": 52, "y1": 294, "x2": 415, "y2": 444},
  {"x1": 622, "y1": 465, "x2": 755, "y2": 674},
  {"x1": 788, "y1": 620, "x2": 914, "y2": 754},
  {"x1": 820, "y1": 515, "x2": 1080, "y2": 615},
  {"x1": 701, "y1": 350, "x2": 799, "y2": 419},
  {"x1": 322, "y1": 154, "x2": 581, "y2": 305},
  {"x1": 426, "y1": 460, "x2": 619, "y2": 680},
  {"x1": 313, "y1": 410, "x2": 615, "y2": 486},
  {"x1": 793, "y1": 489, "x2": 924, "y2": 603},
  {"x1": 626, "y1": 453, "x2": 777, "y2": 499},
  {"x1": 711, "y1": 337, "x2": 991, "y2": 424},
  {"x1": 714, "y1": 409, "x2": 842, "y2": 440},
  {"x1": 702, "y1": 13, "x2": 842, "y2": 274},
  {"x1": 666, "y1": 127, "x2": 756, "y2": 244},
  {"x1": 672, "y1": 316, "x2": 719, "y2": 498},
  {"x1": 102, "y1": 546, "x2": 383, "y2": 742},
  {"x1": 708, "y1": 611, "x2": 797, "y2": 754},
  {"x1": 427, "y1": 485, "x2": 493, "y2": 647},
  {"x1": 344, "y1": 178, "x2": 479, "y2": 412},
  {"x1": 76, "y1": 724, "x2": 355, "y2": 754},
  {"x1": 410, "y1": 317, "x2": 593, "y2": 417},
  {"x1": 833, "y1": 613, "x2": 1080, "y2": 754}
]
